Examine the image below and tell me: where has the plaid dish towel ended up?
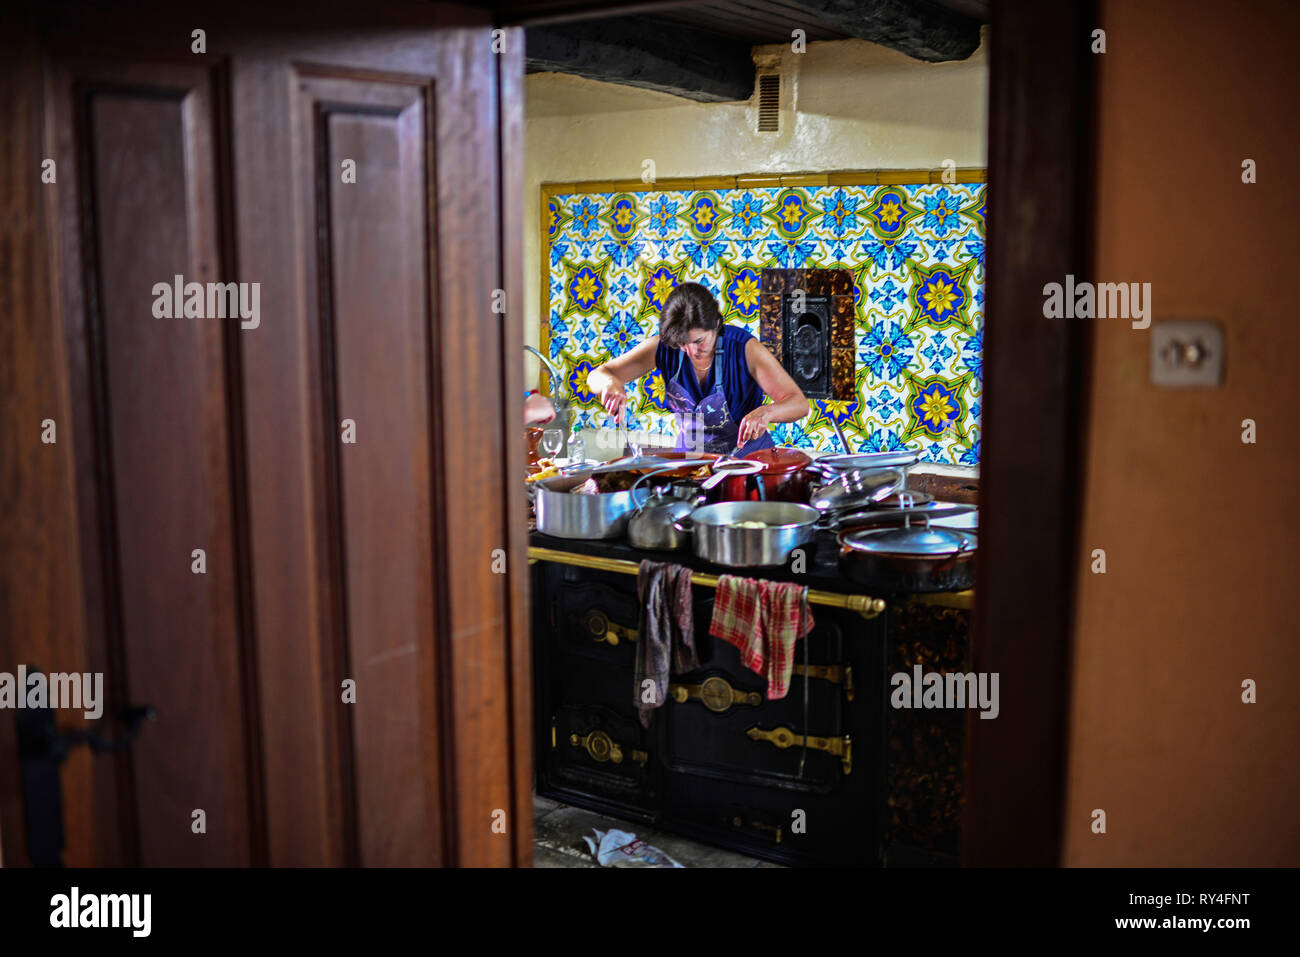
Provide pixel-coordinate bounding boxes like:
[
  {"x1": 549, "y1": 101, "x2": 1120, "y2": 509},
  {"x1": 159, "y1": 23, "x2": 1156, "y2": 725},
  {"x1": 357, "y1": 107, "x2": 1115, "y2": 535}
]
[
  {"x1": 709, "y1": 575, "x2": 814, "y2": 700},
  {"x1": 635, "y1": 561, "x2": 698, "y2": 728}
]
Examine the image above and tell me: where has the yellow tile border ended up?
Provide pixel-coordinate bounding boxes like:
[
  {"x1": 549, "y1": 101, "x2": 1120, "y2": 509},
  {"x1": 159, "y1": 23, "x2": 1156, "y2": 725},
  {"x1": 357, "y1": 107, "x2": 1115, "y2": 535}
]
[
  {"x1": 647, "y1": 177, "x2": 696, "y2": 191},
  {"x1": 542, "y1": 168, "x2": 986, "y2": 195},
  {"x1": 537, "y1": 168, "x2": 987, "y2": 393},
  {"x1": 778, "y1": 173, "x2": 828, "y2": 187},
  {"x1": 691, "y1": 176, "x2": 736, "y2": 191}
]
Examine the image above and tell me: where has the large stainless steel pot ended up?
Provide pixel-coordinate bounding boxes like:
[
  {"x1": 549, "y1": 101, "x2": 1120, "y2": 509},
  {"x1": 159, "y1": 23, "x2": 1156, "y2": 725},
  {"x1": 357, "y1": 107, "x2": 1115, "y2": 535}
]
[
  {"x1": 673, "y1": 501, "x2": 819, "y2": 567},
  {"x1": 837, "y1": 518, "x2": 977, "y2": 592},
  {"x1": 534, "y1": 469, "x2": 649, "y2": 539}
]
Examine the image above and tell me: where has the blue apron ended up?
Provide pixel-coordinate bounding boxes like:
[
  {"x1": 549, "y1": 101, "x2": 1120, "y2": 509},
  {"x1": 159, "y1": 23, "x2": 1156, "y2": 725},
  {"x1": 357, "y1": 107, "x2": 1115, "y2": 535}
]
[{"x1": 664, "y1": 334, "x2": 775, "y2": 457}]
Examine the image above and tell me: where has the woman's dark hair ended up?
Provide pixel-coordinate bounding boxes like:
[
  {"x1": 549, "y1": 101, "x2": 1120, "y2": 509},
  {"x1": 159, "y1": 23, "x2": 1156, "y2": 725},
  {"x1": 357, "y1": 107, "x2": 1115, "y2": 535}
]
[{"x1": 659, "y1": 282, "x2": 723, "y2": 349}]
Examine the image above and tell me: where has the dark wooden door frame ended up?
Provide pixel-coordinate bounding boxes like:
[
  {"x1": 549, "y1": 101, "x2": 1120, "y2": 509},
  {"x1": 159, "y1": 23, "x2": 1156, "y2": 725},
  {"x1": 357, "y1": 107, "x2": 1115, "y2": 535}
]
[
  {"x1": 962, "y1": 0, "x2": 1095, "y2": 866},
  {"x1": 487, "y1": 0, "x2": 1098, "y2": 866},
  {"x1": 0, "y1": 0, "x2": 1094, "y2": 868},
  {"x1": 489, "y1": 0, "x2": 1098, "y2": 865},
  {"x1": 496, "y1": 23, "x2": 535, "y2": 870}
]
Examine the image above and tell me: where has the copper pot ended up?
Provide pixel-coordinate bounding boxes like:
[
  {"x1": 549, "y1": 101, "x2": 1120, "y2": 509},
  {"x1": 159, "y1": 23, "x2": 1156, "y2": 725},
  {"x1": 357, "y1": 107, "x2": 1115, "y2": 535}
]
[
  {"x1": 743, "y1": 447, "x2": 813, "y2": 502},
  {"x1": 837, "y1": 520, "x2": 977, "y2": 593}
]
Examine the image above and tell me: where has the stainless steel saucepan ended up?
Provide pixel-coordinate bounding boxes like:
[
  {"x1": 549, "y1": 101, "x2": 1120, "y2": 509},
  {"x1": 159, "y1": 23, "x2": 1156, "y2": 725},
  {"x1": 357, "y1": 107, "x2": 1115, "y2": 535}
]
[
  {"x1": 673, "y1": 501, "x2": 819, "y2": 567},
  {"x1": 534, "y1": 468, "x2": 650, "y2": 539},
  {"x1": 535, "y1": 460, "x2": 713, "y2": 540}
]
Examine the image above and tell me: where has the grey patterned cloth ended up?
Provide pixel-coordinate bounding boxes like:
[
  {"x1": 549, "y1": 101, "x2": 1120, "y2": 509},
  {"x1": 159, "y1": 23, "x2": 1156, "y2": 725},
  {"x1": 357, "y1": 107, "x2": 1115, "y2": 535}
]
[{"x1": 635, "y1": 561, "x2": 697, "y2": 728}]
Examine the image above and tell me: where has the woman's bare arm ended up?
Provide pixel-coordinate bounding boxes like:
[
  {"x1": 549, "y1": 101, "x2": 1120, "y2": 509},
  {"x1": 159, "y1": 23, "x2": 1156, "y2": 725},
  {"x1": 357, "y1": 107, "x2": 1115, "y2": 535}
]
[
  {"x1": 587, "y1": 336, "x2": 660, "y2": 415},
  {"x1": 744, "y1": 337, "x2": 811, "y2": 424}
]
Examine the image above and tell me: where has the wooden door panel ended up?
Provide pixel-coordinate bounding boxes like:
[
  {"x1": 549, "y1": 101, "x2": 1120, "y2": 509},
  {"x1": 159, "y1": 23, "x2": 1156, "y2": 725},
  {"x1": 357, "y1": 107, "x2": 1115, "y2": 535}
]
[
  {"x1": 234, "y1": 30, "x2": 518, "y2": 866},
  {"x1": 296, "y1": 70, "x2": 441, "y2": 866},
  {"x1": 49, "y1": 59, "x2": 254, "y2": 866}
]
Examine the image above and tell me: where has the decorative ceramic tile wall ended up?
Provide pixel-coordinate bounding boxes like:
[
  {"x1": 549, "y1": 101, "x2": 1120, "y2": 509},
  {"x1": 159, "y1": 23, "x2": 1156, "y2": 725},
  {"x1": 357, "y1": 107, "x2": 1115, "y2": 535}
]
[{"x1": 542, "y1": 176, "x2": 985, "y2": 466}]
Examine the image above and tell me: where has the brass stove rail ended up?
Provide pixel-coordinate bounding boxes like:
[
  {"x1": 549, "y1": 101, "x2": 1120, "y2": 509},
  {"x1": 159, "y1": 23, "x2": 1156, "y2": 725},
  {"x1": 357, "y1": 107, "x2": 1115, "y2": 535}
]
[{"x1": 528, "y1": 546, "x2": 887, "y2": 620}]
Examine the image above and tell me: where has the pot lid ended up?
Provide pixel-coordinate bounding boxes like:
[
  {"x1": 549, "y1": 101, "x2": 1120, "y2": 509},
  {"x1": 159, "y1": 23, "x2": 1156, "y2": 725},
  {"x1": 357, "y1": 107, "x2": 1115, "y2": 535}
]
[
  {"x1": 815, "y1": 450, "x2": 919, "y2": 471},
  {"x1": 810, "y1": 469, "x2": 902, "y2": 511},
  {"x1": 744, "y1": 447, "x2": 811, "y2": 475},
  {"x1": 631, "y1": 486, "x2": 695, "y2": 520},
  {"x1": 840, "y1": 523, "x2": 977, "y2": 556},
  {"x1": 831, "y1": 503, "x2": 976, "y2": 530},
  {"x1": 874, "y1": 490, "x2": 934, "y2": 508}
]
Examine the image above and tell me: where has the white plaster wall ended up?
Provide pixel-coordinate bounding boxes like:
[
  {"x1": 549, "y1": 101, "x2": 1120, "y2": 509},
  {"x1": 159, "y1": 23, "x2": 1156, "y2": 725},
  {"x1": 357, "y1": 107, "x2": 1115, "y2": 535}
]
[{"x1": 522, "y1": 33, "x2": 988, "y2": 454}]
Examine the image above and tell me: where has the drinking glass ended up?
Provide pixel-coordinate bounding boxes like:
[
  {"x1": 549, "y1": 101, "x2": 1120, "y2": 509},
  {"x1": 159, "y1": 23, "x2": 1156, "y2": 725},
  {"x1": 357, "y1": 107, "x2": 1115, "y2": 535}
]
[{"x1": 540, "y1": 428, "x2": 563, "y2": 459}]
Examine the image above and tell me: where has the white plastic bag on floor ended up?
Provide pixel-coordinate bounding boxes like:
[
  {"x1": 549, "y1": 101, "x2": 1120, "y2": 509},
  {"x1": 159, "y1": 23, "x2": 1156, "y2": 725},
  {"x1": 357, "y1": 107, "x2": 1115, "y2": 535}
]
[{"x1": 583, "y1": 828, "x2": 684, "y2": 868}]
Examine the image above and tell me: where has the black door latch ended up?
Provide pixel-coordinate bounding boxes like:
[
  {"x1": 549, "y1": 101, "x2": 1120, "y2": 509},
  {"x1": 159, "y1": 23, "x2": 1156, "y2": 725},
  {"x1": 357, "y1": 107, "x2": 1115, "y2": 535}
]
[{"x1": 15, "y1": 666, "x2": 154, "y2": 867}]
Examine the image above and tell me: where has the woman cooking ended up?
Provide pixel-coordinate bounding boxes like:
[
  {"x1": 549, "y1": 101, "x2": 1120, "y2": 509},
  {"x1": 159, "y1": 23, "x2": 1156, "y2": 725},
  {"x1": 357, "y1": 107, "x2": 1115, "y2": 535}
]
[{"x1": 587, "y1": 283, "x2": 811, "y2": 456}]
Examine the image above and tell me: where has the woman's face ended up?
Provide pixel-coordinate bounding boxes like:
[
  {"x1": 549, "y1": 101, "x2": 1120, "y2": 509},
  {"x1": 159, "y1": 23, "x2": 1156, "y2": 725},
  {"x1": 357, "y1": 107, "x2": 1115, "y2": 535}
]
[{"x1": 681, "y1": 327, "x2": 718, "y2": 365}]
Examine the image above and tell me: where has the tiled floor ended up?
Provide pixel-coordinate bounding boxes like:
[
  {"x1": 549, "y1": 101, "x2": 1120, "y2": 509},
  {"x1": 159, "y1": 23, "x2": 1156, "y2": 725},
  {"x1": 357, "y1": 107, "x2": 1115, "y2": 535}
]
[{"x1": 532, "y1": 793, "x2": 783, "y2": 868}]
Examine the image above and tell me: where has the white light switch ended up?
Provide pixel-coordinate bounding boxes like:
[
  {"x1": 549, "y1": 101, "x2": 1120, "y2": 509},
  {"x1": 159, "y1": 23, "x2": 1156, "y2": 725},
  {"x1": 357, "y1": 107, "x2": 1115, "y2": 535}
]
[{"x1": 1150, "y1": 319, "x2": 1224, "y2": 387}]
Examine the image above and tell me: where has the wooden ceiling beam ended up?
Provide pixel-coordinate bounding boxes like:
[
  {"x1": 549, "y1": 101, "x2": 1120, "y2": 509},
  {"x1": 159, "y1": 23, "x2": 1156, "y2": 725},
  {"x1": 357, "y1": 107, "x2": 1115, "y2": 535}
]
[
  {"x1": 519, "y1": 0, "x2": 982, "y2": 101},
  {"x1": 785, "y1": 0, "x2": 982, "y2": 61},
  {"x1": 525, "y1": 15, "x2": 755, "y2": 102},
  {"x1": 490, "y1": 1, "x2": 703, "y2": 28}
]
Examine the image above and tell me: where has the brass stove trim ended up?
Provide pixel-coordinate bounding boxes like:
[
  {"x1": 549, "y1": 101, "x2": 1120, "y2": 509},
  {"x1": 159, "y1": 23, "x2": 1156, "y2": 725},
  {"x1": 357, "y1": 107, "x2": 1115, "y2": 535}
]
[
  {"x1": 568, "y1": 728, "x2": 648, "y2": 767},
  {"x1": 790, "y1": 662, "x2": 853, "y2": 701},
  {"x1": 669, "y1": 675, "x2": 762, "y2": 713},
  {"x1": 746, "y1": 724, "x2": 852, "y2": 776},
  {"x1": 582, "y1": 608, "x2": 638, "y2": 645},
  {"x1": 731, "y1": 816, "x2": 783, "y2": 844},
  {"x1": 529, "y1": 547, "x2": 886, "y2": 619}
]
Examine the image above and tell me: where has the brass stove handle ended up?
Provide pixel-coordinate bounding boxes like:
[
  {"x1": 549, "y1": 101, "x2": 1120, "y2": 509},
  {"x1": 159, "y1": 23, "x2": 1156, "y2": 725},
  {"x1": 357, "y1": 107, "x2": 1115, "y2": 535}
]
[
  {"x1": 583, "y1": 609, "x2": 638, "y2": 646},
  {"x1": 789, "y1": 663, "x2": 855, "y2": 701},
  {"x1": 668, "y1": 676, "x2": 762, "y2": 713},
  {"x1": 731, "y1": 816, "x2": 783, "y2": 844},
  {"x1": 568, "y1": 730, "x2": 648, "y2": 766},
  {"x1": 745, "y1": 724, "x2": 853, "y2": 775}
]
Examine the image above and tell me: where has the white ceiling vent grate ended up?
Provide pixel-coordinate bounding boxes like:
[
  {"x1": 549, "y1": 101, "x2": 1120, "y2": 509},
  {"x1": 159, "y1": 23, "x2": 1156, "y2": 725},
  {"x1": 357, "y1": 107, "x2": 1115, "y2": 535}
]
[{"x1": 757, "y1": 74, "x2": 780, "y2": 132}]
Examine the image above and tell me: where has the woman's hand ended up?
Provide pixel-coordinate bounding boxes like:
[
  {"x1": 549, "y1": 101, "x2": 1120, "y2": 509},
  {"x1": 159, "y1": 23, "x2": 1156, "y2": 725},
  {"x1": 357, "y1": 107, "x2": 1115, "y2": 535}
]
[
  {"x1": 736, "y1": 406, "x2": 772, "y2": 446},
  {"x1": 523, "y1": 392, "x2": 556, "y2": 426},
  {"x1": 587, "y1": 337, "x2": 659, "y2": 421},
  {"x1": 599, "y1": 380, "x2": 627, "y2": 418}
]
